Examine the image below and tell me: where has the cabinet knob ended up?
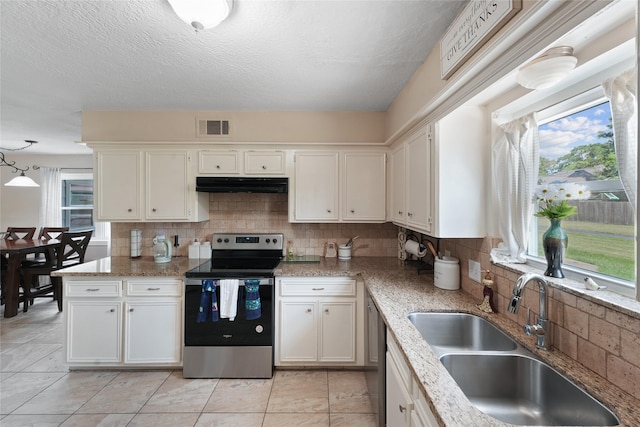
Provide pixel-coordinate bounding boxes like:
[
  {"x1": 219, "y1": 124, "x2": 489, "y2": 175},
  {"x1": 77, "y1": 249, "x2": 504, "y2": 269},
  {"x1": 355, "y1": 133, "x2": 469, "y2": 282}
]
[
  {"x1": 324, "y1": 309, "x2": 329, "y2": 313},
  {"x1": 262, "y1": 165, "x2": 267, "y2": 170},
  {"x1": 312, "y1": 287, "x2": 325, "y2": 291},
  {"x1": 127, "y1": 208, "x2": 132, "y2": 212},
  {"x1": 86, "y1": 288, "x2": 100, "y2": 292},
  {"x1": 152, "y1": 208, "x2": 157, "y2": 212},
  {"x1": 129, "y1": 308, "x2": 134, "y2": 312},
  {"x1": 408, "y1": 212, "x2": 413, "y2": 217},
  {"x1": 327, "y1": 209, "x2": 332, "y2": 213},
  {"x1": 398, "y1": 211, "x2": 403, "y2": 215},
  {"x1": 109, "y1": 309, "x2": 115, "y2": 313},
  {"x1": 216, "y1": 165, "x2": 221, "y2": 169},
  {"x1": 306, "y1": 308, "x2": 312, "y2": 313},
  {"x1": 147, "y1": 287, "x2": 160, "y2": 291},
  {"x1": 399, "y1": 404, "x2": 407, "y2": 413},
  {"x1": 350, "y1": 209, "x2": 355, "y2": 214}
]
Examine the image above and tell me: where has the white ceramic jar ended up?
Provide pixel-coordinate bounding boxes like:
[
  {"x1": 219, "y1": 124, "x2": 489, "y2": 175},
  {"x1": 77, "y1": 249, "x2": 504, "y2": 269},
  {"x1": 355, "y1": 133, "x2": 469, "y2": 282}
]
[{"x1": 434, "y1": 256, "x2": 460, "y2": 290}]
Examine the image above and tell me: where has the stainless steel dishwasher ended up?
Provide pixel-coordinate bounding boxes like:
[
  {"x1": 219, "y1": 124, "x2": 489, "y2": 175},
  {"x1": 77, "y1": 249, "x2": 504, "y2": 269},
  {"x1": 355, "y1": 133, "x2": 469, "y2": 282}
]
[{"x1": 365, "y1": 289, "x2": 386, "y2": 427}]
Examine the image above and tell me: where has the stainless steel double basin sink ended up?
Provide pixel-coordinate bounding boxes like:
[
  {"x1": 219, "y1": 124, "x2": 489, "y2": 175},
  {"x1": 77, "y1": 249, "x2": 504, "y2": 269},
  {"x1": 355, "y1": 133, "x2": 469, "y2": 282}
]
[{"x1": 407, "y1": 312, "x2": 619, "y2": 426}]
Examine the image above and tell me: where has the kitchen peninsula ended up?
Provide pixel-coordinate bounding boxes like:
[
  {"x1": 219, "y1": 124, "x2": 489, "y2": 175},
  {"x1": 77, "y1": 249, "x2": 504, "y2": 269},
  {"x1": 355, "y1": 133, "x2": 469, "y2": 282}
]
[{"x1": 53, "y1": 256, "x2": 640, "y2": 427}]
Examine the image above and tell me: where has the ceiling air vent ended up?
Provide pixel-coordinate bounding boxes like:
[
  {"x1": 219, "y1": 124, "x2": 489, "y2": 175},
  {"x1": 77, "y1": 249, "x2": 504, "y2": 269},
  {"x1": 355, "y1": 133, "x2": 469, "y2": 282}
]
[{"x1": 197, "y1": 119, "x2": 230, "y2": 137}]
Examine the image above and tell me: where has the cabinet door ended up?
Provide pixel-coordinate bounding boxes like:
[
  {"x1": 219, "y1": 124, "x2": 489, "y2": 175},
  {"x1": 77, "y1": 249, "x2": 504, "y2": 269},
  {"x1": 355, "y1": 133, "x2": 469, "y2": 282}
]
[
  {"x1": 66, "y1": 301, "x2": 122, "y2": 363},
  {"x1": 343, "y1": 152, "x2": 386, "y2": 222},
  {"x1": 279, "y1": 301, "x2": 318, "y2": 362},
  {"x1": 294, "y1": 152, "x2": 339, "y2": 221},
  {"x1": 319, "y1": 301, "x2": 356, "y2": 362},
  {"x1": 95, "y1": 151, "x2": 141, "y2": 221},
  {"x1": 124, "y1": 300, "x2": 182, "y2": 364},
  {"x1": 389, "y1": 143, "x2": 406, "y2": 224},
  {"x1": 405, "y1": 127, "x2": 432, "y2": 233},
  {"x1": 146, "y1": 151, "x2": 190, "y2": 220},
  {"x1": 245, "y1": 151, "x2": 286, "y2": 175},
  {"x1": 198, "y1": 150, "x2": 240, "y2": 174},
  {"x1": 386, "y1": 352, "x2": 413, "y2": 427}
]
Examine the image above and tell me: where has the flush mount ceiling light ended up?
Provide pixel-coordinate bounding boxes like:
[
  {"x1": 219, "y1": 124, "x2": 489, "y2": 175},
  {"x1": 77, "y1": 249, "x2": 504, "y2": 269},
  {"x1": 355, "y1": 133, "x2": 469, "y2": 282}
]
[
  {"x1": 167, "y1": 0, "x2": 233, "y2": 31},
  {"x1": 0, "y1": 140, "x2": 40, "y2": 187},
  {"x1": 516, "y1": 46, "x2": 578, "y2": 90}
]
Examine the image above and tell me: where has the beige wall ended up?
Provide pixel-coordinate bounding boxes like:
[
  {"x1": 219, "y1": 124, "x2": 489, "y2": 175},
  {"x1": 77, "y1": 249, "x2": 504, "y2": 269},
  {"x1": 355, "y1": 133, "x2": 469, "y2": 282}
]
[
  {"x1": 82, "y1": 110, "x2": 387, "y2": 144},
  {"x1": 110, "y1": 192, "x2": 398, "y2": 258},
  {"x1": 443, "y1": 236, "x2": 640, "y2": 401}
]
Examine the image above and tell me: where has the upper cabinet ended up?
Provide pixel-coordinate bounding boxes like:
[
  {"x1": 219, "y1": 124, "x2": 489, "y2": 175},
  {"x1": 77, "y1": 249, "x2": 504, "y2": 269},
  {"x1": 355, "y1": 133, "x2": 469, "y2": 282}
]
[
  {"x1": 198, "y1": 149, "x2": 286, "y2": 175},
  {"x1": 95, "y1": 149, "x2": 208, "y2": 223},
  {"x1": 389, "y1": 125, "x2": 433, "y2": 235},
  {"x1": 292, "y1": 151, "x2": 386, "y2": 223},
  {"x1": 389, "y1": 105, "x2": 487, "y2": 238}
]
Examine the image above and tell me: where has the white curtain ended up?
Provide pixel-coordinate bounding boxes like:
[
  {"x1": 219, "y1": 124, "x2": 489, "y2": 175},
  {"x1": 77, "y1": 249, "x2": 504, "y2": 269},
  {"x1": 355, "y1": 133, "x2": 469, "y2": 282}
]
[
  {"x1": 39, "y1": 167, "x2": 62, "y2": 228},
  {"x1": 603, "y1": 68, "x2": 637, "y2": 213},
  {"x1": 490, "y1": 114, "x2": 540, "y2": 263}
]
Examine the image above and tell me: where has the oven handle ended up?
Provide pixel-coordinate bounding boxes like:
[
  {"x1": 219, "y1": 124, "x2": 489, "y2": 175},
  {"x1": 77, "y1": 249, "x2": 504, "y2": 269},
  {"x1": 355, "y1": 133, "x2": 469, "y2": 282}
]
[{"x1": 185, "y1": 278, "x2": 274, "y2": 287}]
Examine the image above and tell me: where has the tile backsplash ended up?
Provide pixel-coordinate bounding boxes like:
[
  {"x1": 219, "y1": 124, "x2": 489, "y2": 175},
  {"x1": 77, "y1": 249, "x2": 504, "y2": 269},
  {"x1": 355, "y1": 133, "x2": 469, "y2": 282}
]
[{"x1": 110, "y1": 193, "x2": 398, "y2": 258}]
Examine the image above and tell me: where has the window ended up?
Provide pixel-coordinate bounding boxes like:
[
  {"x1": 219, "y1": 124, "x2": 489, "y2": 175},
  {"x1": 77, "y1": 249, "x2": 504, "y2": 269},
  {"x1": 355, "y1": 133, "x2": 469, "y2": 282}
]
[
  {"x1": 527, "y1": 90, "x2": 636, "y2": 296},
  {"x1": 61, "y1": 173, "x2": 109, "y2": 240}
]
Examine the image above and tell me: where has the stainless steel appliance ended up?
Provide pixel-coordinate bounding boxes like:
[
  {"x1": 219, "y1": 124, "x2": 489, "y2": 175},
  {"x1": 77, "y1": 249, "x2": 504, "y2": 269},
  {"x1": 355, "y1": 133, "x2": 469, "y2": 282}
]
[{"x1": 183, "y1": 233, "x2": 283, "y2": 378}]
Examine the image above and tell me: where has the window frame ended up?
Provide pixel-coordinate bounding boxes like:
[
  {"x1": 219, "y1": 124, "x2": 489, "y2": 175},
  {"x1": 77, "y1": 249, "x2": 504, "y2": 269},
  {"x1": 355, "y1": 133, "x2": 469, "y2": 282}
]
[
  {"x1": 60, "y1": 172, "x2": 110, "y2": 241},
  {"x1": 527, "y1": 88, "x2": 636, "y2": 298}
]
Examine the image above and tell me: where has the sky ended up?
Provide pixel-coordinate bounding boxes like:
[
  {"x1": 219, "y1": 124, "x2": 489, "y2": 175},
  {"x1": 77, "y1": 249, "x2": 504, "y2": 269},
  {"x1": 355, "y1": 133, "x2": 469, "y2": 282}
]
[{"x1": 538, "y1": 101, "x2": 612, "y2": 160}]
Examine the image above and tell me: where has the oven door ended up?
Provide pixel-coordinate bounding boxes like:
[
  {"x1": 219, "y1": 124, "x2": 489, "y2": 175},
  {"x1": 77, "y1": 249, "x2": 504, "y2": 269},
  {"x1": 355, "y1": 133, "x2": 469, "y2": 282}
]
[{"x1": 184, "y1": 277, "x2": 274, "y2": 347}]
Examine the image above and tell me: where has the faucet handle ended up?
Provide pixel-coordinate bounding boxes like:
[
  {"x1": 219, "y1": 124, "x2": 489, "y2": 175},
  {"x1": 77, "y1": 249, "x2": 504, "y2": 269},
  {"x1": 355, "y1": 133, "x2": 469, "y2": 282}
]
[{"x1": 524, "y1": 307, "x2": 545, "y2": 336}]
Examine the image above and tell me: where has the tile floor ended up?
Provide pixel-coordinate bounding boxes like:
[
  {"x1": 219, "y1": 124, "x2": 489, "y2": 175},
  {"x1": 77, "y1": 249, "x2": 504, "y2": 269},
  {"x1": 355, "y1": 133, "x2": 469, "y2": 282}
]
[{"x1": 1, "y1": 299, "x2": 378, "y2": 426}]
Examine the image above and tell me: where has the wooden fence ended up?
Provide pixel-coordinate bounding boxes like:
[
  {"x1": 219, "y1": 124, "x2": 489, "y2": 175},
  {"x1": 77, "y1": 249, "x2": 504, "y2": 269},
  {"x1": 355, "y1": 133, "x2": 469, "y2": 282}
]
[{"x1": 566, "y1": 200, "x2": 634, "y2": 226}]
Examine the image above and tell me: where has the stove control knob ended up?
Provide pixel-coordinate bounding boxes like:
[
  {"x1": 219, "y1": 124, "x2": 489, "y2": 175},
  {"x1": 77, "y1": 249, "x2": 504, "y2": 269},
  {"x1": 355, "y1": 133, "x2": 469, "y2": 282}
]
[
  {"x1": 255, "y1": 325, "x2": 264, "y2": 334},
  {"x1": 265, "y1": 238, "x2": 271, "y2": 243},
  {"x1": 272, "y1": 238, "x2": 278, "y2": 244},
  {"x1": 216, "y1": 238, "x2": 222, "y2": 243},
  {"x1": 224, "y1": 238, "x2": 229, "y2": 243}
]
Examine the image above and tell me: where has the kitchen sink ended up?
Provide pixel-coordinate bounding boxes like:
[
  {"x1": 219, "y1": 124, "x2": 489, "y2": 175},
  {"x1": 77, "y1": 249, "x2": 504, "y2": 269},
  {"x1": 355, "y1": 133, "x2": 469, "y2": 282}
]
[
  {"x1": 439, "y1": 353, "x2": 619, "y2": 426},
  {"x1": 407, "y1": 312, "x2": 517, "y2": 354}
]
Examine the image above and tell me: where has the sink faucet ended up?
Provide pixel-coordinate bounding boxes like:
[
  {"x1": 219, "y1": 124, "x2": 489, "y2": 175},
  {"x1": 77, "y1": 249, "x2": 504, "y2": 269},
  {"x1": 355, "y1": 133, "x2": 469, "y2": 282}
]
[{"x1": 508, "y1": 273, "x2": 550, "y2": 351}]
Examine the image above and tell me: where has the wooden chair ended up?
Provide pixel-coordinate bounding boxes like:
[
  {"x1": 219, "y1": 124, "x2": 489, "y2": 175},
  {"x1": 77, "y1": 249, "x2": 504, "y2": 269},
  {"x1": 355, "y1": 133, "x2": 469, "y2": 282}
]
[
  {"x1": 21, "y1": 230, "x2": 93, "y2": 312},
  {"x1": 5, "y1": 227, "x2": 36, "y2": 240},
  {"x1": 37, "y1": 227, "x2": 69, "y2": 241}
]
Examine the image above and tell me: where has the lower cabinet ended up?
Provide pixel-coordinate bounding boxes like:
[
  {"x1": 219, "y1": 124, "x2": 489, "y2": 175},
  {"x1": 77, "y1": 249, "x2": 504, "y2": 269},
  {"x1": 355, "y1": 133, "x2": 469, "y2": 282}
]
[
  {"x1": 275, "y1": 277, "x2": 363, "y2": 366},
  {"x1": 386, "y1": 330, "x2": 439, "y2": 427},
  {"x1": 64, "y1": 277, "x2": 183, "y2": 368}
]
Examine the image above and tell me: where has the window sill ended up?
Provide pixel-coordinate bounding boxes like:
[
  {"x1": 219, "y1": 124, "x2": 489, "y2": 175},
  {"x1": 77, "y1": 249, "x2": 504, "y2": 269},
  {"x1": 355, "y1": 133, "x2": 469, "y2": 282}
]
[{"x1": 494, "y1": 261, "x2": 640, "y2": 320}]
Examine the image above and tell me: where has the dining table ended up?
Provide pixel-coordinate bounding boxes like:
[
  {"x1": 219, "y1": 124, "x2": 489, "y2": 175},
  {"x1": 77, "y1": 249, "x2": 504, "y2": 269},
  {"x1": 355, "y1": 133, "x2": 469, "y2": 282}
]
[{"x1": 1, "y1": 238, "x2": 61, "y2": 318}]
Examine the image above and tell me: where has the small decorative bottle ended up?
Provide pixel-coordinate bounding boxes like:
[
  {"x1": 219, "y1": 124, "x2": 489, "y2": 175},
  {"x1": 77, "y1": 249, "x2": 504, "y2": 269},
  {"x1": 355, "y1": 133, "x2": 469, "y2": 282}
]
[
  {"x1": 477, "y1": 271, "x2": 497, "y2": 313},
  {"x1": 287, "y1": 240, "x2": 294, "y2": 260}
]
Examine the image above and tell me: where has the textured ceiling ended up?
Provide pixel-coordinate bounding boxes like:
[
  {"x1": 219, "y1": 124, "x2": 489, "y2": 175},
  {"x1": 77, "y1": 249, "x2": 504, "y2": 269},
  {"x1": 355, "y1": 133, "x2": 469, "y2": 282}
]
[{"x1": 1, "y1": 0, "x2": 467, "y2": 154}]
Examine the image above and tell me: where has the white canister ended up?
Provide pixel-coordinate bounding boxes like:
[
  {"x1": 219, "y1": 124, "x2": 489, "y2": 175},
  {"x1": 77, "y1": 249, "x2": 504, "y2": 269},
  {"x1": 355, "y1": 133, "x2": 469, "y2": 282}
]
[
  {"x1": 199, "y1": 241, "x2": 211, "y2": 259},
  {"x1": 188, "y1": 241, "x2": 201, "y2": 259},
  {"x1": 338, "y1": 245, "x2": 352, "y2": 260},
  {"x1": 434, "y1": 256, "x2": 460, "y2": 290}
]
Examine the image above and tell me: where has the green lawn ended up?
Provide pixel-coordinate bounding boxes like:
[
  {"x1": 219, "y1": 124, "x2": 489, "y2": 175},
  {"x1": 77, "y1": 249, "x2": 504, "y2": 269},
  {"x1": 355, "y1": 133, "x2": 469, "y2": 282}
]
[{"x1": 535, "y1": 219, "x2": 636, "y2": 281}]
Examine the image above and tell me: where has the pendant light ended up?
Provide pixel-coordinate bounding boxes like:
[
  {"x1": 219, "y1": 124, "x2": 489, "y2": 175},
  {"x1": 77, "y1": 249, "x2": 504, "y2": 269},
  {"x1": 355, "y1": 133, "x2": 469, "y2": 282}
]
[
  {"x1": 167, "y1": 0, "x2": 233, "y2": 31},
  {"x1": 1, "y1": 140, "x2": 40, "y2": 187}
]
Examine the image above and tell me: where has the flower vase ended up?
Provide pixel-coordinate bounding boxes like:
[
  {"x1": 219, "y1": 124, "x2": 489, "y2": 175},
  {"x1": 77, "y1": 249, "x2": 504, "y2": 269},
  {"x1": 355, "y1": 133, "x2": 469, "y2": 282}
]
[{"x1": 542, "y1": 218, "x2": 568, "y2": 278}]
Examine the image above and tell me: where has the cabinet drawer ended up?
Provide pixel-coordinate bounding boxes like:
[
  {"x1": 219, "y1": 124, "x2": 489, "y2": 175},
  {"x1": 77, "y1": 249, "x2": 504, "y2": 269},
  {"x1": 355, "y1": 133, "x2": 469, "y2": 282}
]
[
  {"x1": 388, "y1": 332, "x2": 412, "y2": 392},
  {"x1": 126, "y1": 279, "x2": 182, "y2": 297},
  {"x1": 65, "y1": 280, "x2": 122, "y2": 297},
  {"x1": 198, "y1": 150, "x2": 240, "y2": 174},
  {"x1": 279, "y1": 278, "x2": 356, "y2": 296},
  {"x1": 244, "y1": 151, "x2": 286, "y2": 174}
]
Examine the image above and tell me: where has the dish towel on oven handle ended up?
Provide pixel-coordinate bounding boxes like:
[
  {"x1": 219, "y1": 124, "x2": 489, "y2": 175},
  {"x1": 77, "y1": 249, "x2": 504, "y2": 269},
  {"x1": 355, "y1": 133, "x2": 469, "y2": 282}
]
[
  {"x1": 197, "y1": 279, "x2": 219, "y2": 323},
  {"x1": 220, "y1": 279, "x2": 240, "y2": 321},
  {"x1": 244, "y1": 279, "x2": 261, "y2": 320}
]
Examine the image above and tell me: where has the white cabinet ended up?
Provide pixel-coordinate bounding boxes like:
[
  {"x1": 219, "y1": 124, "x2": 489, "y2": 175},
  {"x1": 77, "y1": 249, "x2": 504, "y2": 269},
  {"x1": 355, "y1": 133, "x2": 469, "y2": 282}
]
[
  {"x1": 64, "y1": 277, "x2": 183, "y2": 368},
  {"x1": 95, "y1": 151, "x2": 141, "y2": 221},
  {"x1": 197, "y1": 149, "x2": 286, "y2": 175},
  {"x1": 94, "y1": 149, "x2": 208, "y2": 222},
  {"x1": 431, "y1": 105, "x2": 488, "y2": 238},
  {"x1": 244, "y1": 150, "x2": 286, "y2": 174},
  {"x1": 275, "y1": 277, "x2": 363, "y2": 366},
  {"x1": 342, "y1": 152, "x2": 386, "y2": 221},
  {"x1": 389, "y1": 125, "x2": 433, "y2": 234},
  {"x1": 293, "y1": 152, "x2": 340, "y2": 221},
  {"x1": 292, "y1": 151, "x2": 386, "y2": 223},
  {"x1": 198, "y1": 150, "x2": 241, "y2": 174},
  {"x1": 386, "y1": 331, "x2": 439, "y2": 427}
]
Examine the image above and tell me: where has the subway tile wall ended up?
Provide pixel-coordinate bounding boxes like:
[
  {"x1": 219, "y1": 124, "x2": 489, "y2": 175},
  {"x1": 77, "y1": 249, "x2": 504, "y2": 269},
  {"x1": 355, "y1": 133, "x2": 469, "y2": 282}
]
[
  {"x1": 443, "y1": 236, "x2": 640, "y2": 401},
  {"x1": 110, "y1": 193, "x2": 398, "y2": 258}
]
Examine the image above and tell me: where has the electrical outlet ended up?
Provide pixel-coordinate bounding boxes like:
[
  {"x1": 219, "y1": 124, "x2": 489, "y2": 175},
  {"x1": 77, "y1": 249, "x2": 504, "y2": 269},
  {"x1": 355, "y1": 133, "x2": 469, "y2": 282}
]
[{"x1": 468, "y1": 259, "x2": 481, "y2": 283}]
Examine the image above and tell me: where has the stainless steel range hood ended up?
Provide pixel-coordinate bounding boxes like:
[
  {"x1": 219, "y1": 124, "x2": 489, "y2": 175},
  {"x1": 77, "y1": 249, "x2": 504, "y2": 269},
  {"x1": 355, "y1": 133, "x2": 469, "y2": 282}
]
[{"x1": 196, "y1": 177, "x2": 288, "y2": 193}]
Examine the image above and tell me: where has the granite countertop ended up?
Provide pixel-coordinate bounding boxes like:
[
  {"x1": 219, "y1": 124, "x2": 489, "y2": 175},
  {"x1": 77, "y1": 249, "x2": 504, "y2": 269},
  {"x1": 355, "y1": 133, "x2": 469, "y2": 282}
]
[{"x1": 54, "y1": 256, "x2": 639, "y2": 426}]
